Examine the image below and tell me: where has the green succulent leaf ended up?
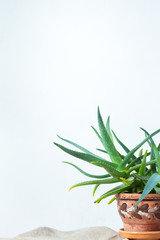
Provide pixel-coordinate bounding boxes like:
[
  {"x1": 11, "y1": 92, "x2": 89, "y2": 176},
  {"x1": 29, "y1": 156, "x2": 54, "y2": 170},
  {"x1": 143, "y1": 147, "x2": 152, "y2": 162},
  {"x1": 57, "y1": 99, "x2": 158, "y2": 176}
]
[
  {"x1": 54, "y1": 143, "x2": 118, "y2": 169},
  {"x1": 108, "y1": 196, "x2": 116, "y2": 204},
  {"x1": 139, "y1": 150, "x2": 147, "y2": 176},
  {"x1": 135, "y1": 173, "x2": 160, "y2": 210},
  {"x1": 120, "y1": 177, "x2": 134, "y2": 185},
  {"x1": 106, "y1": 116, "x2": 113, "y2": 142},
  {"x1": 132, "y1": 173, "x2": 149, "y2": 181},
  {"x1": 91, "y1": 126, "x2": 103, "y2": 143},
  {"x1": 138, "y1": 149, "x2": 143, "y2": 157},
  {"x1": 140, "y1": 128, "x2": 156, "y2": 172},
  {"x1": 94, "y1": 183, "x2": 131, "y2": 203},
  {"x1": 57, "y1": 135, "x2": 94, "y2": 155},
  {"x1": 118, "y1": 129, "x2": 160, "y2": 171},
  {"x1": 90, "y1": 161, "x2": 127, "y2": 178},
  {"x1": 127, "y1": 159, "x2": 157, "y2": 174},
  {"x1": 93, "y1": 184, "x2": 100, "y2": 197},
  {"x1": 153, "y1": 146, "x2": 160, "y2": 174},
  {"x1": 140, "y1": 128, "x2": 152, "y2": 147},
  {"x1": 140, "y1": 128, "x2": 160, "y2": 174},
  {"x1": 127, "y1": 152, "x2": 150, "y2": 169},
  {"x1": 69, "y1": 177, "x2": 120, "y2": 191},
  {"x1": 97, "y1": 107, "x2": 122, "y2": 164},
  {"x1": 150, "y1": 145, "x2": 156, "y2": 173},
  {"x1": 96, "y1": 148, "x2": 108, "y2": 154},
  {"x1": 112, "y1": 130, "x2": 136, "y2": 159},
  {"x1": 96, "y1": 148, "x2": 125, "y2": 159},
  {"x1": 62, "y1": 161, "x2": 110, "y2": 179}
]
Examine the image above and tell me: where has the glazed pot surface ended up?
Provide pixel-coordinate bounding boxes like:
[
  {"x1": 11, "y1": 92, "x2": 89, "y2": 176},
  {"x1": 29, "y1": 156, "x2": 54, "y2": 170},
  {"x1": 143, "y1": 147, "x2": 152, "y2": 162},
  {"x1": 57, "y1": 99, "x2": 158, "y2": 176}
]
[{"x1": 115, "y1": 193, "x2": 160, "y2": 232}]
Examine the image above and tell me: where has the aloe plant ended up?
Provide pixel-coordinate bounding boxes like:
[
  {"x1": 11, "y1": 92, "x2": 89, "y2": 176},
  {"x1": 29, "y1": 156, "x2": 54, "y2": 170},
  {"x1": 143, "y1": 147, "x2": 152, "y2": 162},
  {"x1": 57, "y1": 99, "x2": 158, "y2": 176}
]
[{"x1": 54, "y1": 107, "x2": 160, "y2": 207}]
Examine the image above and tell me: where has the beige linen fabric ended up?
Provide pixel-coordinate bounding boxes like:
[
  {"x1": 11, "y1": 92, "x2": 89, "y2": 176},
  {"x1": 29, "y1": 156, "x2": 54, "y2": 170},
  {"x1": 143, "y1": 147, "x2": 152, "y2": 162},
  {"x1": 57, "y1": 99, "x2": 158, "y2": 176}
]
[{"x1": 0, "y1": 227, "x2": 124, "y2": 240}]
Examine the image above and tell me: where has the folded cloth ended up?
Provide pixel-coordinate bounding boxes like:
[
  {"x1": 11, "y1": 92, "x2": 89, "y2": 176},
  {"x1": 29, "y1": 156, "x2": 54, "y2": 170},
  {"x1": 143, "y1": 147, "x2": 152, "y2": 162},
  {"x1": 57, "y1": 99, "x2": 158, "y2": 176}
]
[{"x1": 0, "y1": 226, "x2": 123, "y2": 240}]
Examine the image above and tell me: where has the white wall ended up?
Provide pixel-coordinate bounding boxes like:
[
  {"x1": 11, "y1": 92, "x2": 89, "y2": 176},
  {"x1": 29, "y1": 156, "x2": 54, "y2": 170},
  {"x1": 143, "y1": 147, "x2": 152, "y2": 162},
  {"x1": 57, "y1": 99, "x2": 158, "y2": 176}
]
[{"x1": 0, "y1": 0, "x2": 160, "y2": 237}]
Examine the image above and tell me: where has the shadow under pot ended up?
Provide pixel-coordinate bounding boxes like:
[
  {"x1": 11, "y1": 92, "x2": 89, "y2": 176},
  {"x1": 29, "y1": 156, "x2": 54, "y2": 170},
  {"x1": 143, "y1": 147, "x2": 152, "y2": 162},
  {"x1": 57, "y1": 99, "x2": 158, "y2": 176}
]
[{"x1": 115, "y1": 193, "x2": 160, "y2": 232}]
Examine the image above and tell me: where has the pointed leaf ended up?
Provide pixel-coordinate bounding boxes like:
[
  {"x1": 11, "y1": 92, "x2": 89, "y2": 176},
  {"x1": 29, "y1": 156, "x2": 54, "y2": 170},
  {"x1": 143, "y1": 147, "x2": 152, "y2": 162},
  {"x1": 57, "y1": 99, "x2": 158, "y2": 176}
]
[
  {"x1": 140, "y1": 128, "x2": 152, "y2": 147},
  {"x1": 62, "y1": 161, "x2": 110, "y2": 179},
  {"x1": 96, "y1": 148, "x2": 125, "y2": 159},
  {"x1": 135, "y1": 173, "x2": 160, "y2": 210},
  {"x1": 139, "y1": 150, "x2": 147, "y2": 176},
  {"x1": 94, "y1": 183, "x2": 131, "y2": 203},
  {"x1": 69, "y1": 177, "x2": 120, "y2": 190},
  {"x1": 132, "y1": 173, "x2": 149, "y2": 181},
  {"x1": 143, "y1": 129, "x2": 160, "y2": 174},
  {"x1": 127, "y1": 159, "x2": 157, "y2": 174},
  {"x1": 127, "y1": 152, "x2": 150, "y2": 169},
  {"x1": 140, "y1": 128, "x2": 157, "y2": 172},
  {"x1": 153, "y1": 146, "x2": 160, "y2": 174},
  {"x1": 120, "y1": 177, "x2": 134, "y2": 185},
  {"x1": 96, "y1": 148, "x2": 108, "y2": 154},
  {"x1": 118, "y1": 129, "x2": 160, "y2": 170},
  {"x1": 138, "y1": 149, "x2": 143, "y2": 157},
  {"x1": 57, "y1": 135, "x2": 94, "y2": 155},
  {"x1": 91, "y1": 126, "x2": 103, "y2": 143},
  {"x1": 112, "y1": 130, "x2": 136, "y2": 159},
  {"x1": 135, "y1": 148, "x2": 144, "y2": 167},
  {"x1": 90, "y1": 161, "x2": 127, "y2": 178},
  {"x1": 97, "y1": 107, "x2": 122, "y2": 164},
  {"x1": 54, "y1": 143, "x2": 118, "y2": 169},
  {"x1": 93, "y1": 184, "x2": 100, "y2": 197},
  {"x1": 108, "y1": 196, "x2": 116, "y2": 204},
  {"x1": 106, "y1": 116, "x2": 113, "y2": 142},
  {"x1": 150, "y1": 145, "x2": 156, "y2": 173}
]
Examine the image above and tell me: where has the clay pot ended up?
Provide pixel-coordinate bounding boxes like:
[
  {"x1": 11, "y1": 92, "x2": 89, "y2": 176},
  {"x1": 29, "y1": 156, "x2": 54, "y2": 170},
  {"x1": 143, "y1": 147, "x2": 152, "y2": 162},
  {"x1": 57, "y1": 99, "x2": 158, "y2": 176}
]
[{"x1": 115, "y1": 193, "x2": 160, "y2": 232}]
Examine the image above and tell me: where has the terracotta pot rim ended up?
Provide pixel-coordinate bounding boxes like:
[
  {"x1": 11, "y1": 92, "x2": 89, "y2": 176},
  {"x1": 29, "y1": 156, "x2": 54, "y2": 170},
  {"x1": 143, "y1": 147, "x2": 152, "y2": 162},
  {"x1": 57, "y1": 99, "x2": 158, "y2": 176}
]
[{"x1": 115, "y1": 193, "x2": 160, "y2": 200}]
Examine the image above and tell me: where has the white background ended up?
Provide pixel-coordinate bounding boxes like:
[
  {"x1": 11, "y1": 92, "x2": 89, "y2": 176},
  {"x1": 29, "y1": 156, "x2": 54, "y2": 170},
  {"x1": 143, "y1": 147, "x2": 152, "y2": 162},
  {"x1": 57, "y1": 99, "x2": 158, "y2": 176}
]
[{"x1": 0, "y1": 0, "x2": 160, "y2": 237}]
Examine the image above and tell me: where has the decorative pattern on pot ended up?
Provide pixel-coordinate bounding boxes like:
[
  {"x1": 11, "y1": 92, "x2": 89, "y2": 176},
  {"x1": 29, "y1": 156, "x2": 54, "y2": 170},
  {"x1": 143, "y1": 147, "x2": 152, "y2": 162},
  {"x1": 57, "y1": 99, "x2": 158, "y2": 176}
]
[
  {"x1": 118, "y1": 202, "x2": 160, "y2": 220},
  {"x1": 115, "y1": 193, "x2": 160, "y2": 232}
]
